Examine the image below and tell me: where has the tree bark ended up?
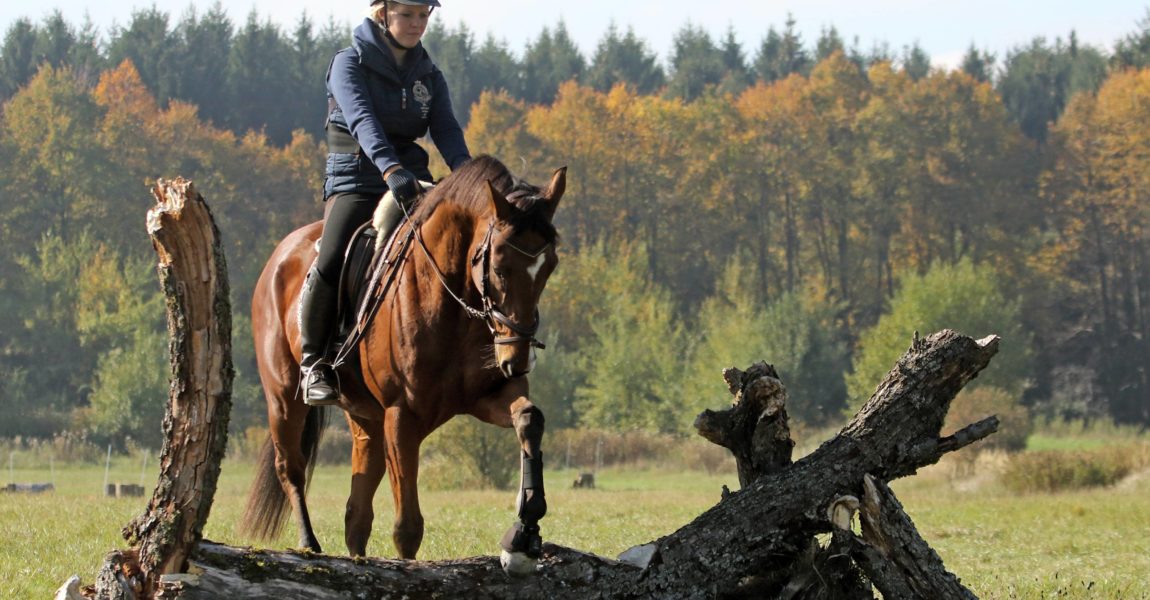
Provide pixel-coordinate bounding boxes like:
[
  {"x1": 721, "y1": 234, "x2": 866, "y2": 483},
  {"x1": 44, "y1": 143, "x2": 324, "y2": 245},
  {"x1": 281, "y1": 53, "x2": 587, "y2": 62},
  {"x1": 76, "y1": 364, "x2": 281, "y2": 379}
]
[
  {"x1": 694, "y1": 361, "x2": 794, "y2": 487},
  {"x1": 91, "y1": 179, "x2": 234, "y2": 599},
  {"x1": 839, "y1": 474, "x2": 978, "y2": 599}
]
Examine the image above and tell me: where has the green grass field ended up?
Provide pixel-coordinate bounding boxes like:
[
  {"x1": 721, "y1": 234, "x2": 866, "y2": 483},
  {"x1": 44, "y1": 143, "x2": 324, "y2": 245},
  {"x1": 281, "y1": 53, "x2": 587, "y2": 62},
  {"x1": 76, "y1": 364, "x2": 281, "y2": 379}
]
[{"x1": 3, "y1": 456, "x2": 1149, "y2": 599}]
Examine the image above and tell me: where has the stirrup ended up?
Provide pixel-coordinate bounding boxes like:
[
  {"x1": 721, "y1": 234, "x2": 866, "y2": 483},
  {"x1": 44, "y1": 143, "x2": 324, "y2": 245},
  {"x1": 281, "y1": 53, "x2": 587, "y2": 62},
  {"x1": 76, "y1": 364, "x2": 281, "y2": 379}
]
[{"x1": 303, "y1": 364, "x2": 340, "y2": 406}]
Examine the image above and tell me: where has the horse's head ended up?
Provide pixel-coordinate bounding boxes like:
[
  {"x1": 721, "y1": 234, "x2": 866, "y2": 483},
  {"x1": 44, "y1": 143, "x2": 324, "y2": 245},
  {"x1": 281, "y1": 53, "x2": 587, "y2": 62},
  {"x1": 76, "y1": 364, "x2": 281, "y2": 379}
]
[{"x1": 473, "y1": 166, "x2": 566, "y2": 378}]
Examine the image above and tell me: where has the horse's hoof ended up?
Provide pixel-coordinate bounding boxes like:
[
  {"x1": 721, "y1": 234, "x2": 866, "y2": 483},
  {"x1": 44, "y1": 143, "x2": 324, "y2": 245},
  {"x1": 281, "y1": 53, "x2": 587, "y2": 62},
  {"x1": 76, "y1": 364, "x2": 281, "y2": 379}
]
[{"x1": 500, "y1": 550, "x2": 538, "y2": 576}]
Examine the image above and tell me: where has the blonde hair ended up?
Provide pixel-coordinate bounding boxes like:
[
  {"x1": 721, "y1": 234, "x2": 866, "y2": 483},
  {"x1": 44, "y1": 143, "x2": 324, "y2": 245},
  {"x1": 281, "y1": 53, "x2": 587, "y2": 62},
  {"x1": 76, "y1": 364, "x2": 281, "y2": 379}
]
[{"x1": 368, "y1": 2, "x2": 388, "y2": 24}]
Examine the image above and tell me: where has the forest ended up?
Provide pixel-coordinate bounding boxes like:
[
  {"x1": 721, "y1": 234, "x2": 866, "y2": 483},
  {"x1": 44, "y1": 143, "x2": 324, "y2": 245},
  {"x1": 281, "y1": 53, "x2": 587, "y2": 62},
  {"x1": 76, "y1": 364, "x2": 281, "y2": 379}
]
[{"x1": 1, "y1": 5, "x2": 1149, "y2": 450}]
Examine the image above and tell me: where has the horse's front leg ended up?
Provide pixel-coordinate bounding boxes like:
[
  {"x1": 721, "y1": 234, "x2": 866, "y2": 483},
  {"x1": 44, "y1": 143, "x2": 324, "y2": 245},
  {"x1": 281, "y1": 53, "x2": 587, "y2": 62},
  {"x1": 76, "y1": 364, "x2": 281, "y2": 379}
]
[
  {"x1": 383, "y1": 405, "x2": 427, "y2": 559},
  {"x1": 344, "y1": 413, "x2": 386, "y2": 556},
  {"x1": 471, "y1": 380, "x2": 547, "y2": 575}
]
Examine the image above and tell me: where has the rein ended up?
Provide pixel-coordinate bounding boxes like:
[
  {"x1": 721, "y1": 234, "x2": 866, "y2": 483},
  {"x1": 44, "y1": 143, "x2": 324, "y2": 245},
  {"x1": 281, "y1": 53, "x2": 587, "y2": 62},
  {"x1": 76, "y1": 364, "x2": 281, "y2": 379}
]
[{"x1": 401, "y1": 191, "x2": 547, "y2": 349}]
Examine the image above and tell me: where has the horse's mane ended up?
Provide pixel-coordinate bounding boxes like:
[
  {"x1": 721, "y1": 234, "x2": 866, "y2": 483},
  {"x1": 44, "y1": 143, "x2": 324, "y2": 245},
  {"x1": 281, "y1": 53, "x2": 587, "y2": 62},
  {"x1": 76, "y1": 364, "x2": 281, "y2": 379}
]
[{"x1": 411, "y1": 155, "x2": 558, "y2": 245}]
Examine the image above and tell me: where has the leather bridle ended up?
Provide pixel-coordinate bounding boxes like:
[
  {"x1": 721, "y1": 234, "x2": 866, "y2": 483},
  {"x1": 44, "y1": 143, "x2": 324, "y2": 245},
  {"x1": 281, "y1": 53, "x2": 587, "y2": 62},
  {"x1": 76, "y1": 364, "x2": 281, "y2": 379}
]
[
  {"x1": 403, "y1": 192, "x2": 548, "y2": 350},
  {"x1": 471, "y1": 220, "x2": 548, "y2": 349}
]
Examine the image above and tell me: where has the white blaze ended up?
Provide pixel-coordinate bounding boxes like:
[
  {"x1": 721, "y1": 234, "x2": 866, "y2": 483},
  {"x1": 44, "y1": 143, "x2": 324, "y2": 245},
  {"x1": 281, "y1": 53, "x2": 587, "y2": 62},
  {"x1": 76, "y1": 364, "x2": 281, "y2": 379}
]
[{"x1": 526, "y1": 253, "x2": 546, "y2": 282}]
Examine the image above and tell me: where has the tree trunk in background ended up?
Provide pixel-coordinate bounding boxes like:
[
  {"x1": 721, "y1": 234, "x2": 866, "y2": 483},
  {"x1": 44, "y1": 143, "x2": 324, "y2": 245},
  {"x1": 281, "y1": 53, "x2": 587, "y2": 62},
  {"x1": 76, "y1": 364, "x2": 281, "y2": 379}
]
[{"x1": 91, "y1": 179, "x2": 234, "y2": 600}]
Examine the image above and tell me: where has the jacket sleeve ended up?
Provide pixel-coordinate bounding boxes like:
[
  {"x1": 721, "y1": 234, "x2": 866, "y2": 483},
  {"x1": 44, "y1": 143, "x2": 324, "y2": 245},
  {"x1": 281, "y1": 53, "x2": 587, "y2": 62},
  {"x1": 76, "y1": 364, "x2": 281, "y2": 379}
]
[
  {"x1": 327, "y1": 49, "x2": 402, "y2": 176},
  {"x1": 426, "y1": 68, "x2": 472, "y2": 171}
]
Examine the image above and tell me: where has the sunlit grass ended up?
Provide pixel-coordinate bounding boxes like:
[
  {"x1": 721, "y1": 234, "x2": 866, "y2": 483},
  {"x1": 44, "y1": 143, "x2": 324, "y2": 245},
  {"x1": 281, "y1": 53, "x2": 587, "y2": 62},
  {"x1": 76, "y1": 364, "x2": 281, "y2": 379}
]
[
  {"x1": 4, "y1": 454, "x2": 1150, "y2": 598},
  {"x1": 895, "y1": 474, "x2": 1150, "y2": 598}
]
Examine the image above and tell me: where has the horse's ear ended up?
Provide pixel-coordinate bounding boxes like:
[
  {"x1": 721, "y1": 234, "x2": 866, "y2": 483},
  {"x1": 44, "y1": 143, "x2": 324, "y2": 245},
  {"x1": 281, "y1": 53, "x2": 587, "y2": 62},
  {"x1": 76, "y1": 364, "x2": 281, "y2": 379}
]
[
  {"x1": 542, "y1": 166, "x2": 567, "y2": 219},
  {"x1": 486, "y1": 179, "x2": 513, "y2": 221}
]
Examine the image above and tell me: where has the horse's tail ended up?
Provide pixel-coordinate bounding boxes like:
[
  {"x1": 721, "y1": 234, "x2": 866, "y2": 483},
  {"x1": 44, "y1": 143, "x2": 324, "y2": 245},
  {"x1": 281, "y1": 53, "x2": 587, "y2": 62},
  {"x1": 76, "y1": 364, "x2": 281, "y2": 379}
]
[{"x1": 239, "y1": 407, "x2": 328, "y2": 541}]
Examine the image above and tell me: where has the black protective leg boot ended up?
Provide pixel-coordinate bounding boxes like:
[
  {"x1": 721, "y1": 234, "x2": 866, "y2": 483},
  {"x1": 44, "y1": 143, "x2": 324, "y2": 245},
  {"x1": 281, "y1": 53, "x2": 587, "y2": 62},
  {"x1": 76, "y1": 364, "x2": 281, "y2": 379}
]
[{"x1": 298, "y1": 265, "x2": 340, "y2": 406}]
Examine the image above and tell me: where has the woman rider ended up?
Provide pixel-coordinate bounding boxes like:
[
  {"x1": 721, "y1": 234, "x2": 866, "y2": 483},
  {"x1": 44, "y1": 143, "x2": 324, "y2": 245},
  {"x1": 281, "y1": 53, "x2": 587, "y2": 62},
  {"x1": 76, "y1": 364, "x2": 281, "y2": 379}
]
[{"x1": 299, "y1": 0, "x2": 471, "y2": 405}]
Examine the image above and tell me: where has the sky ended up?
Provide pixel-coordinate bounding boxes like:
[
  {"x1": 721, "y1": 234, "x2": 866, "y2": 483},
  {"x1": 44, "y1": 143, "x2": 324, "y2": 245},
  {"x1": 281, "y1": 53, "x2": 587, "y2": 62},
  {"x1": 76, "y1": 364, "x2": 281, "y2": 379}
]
[{"x1": 2, "y1": 0, "x2": 1148, "y2": 70}]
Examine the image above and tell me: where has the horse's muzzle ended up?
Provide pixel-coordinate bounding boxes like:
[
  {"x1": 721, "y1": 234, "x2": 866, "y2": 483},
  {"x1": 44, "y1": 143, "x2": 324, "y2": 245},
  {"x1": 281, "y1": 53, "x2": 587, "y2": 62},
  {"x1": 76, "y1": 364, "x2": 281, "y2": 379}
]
[{"x1": 500, "y1": 359, "x2": 532, "y2": 379}]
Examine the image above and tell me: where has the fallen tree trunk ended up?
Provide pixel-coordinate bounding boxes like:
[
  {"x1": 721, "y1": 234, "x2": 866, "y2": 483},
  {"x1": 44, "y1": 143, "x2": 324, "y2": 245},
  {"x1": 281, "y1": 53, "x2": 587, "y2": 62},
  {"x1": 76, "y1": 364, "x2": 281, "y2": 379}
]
[
  {"x1": 159, "y1": 332, "x2": 997, "y2": 599},
  {"x1": 77, "y1": 179, "x2": 998, "y2": 599}
]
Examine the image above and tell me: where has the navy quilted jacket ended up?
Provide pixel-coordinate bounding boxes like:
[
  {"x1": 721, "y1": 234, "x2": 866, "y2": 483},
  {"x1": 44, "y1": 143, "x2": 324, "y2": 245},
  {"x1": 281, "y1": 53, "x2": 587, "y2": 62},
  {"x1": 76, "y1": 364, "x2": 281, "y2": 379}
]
[{"x1": 324, "y1": 18, "x2": 470, "y2": 197}]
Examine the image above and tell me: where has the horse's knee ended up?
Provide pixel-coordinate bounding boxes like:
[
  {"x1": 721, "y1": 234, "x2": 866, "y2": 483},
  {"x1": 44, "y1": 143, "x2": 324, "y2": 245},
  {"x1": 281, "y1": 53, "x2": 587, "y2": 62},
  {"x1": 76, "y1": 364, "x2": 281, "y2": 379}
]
[
  {"x1": 513, "y1": 405, "x2": 545, "y2": 443},
  {"x1": 392, "y1": 514, "x2": 424, "y2": 559}
]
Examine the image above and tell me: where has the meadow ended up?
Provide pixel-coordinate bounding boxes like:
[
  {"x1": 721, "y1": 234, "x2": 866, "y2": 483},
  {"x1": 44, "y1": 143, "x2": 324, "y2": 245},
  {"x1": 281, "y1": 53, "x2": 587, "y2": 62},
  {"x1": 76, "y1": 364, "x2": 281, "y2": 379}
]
[{"x1": 3, "y1": 433, "x2": 1149, "y2": 599}]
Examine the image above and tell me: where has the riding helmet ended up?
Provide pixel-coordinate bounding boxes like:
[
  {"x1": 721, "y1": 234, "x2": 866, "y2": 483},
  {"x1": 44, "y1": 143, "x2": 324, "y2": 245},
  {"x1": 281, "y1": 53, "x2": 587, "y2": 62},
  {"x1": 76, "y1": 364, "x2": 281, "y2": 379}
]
[{"x1": 370, "y1": 0, "x2": 441, "y2": 6}]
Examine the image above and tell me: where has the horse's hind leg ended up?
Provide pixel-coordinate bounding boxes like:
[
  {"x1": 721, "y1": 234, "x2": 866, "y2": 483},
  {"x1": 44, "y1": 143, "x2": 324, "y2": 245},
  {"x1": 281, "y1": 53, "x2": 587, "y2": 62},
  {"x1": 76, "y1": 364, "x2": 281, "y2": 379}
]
[
  {"x1": 344, "y1": 413, "x2": 386, "y2": 556},
  {"x1": 471, "y1": 381, "x2": 547, "y2": 575},
  {"x1": 270, "y1": 401, "x2": 323, "y2": 552}
]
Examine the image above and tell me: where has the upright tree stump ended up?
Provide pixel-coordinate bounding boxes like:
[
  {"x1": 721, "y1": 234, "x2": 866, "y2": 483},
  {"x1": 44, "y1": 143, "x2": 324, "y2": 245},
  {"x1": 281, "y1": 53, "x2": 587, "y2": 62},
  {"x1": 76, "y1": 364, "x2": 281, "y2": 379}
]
[{"x1": 91, "y1": 179, "x2": 233, "y2": 599}]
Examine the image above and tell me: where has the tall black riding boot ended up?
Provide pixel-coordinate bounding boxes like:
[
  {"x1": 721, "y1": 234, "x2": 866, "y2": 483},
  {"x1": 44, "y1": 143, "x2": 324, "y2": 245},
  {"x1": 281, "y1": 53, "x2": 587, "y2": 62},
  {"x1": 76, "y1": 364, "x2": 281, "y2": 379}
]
[{"x1": 298, "y1": 265, "x2": 340, "y2": 406}]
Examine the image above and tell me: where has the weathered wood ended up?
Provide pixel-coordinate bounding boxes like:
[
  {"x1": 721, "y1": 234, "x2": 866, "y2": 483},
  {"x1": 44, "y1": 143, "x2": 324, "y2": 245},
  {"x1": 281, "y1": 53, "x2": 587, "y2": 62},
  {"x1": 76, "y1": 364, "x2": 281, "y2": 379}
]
[
  {"x1": 841, "y1": 475, "x2": 979, "y2": 599},
  {"x1": 92, "y1": 179, "x2": 234, "y2": 599},
  {"x1": 694, "y1": 361, "x2": 794, "y2": 486},
  {"x1": 149, "y1": 329, "x2": 995, "y2": 599},
  {"x1": 157, "y1": 542, "x2": 636, "y2": 599}
]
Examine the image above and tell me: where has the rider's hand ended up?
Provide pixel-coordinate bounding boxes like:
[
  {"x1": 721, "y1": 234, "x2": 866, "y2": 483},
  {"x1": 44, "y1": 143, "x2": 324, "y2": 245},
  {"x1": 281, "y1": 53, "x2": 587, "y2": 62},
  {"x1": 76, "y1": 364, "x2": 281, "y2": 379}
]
[{"x1": 385, "y1": 168, "x2": 421, "y2": 207}]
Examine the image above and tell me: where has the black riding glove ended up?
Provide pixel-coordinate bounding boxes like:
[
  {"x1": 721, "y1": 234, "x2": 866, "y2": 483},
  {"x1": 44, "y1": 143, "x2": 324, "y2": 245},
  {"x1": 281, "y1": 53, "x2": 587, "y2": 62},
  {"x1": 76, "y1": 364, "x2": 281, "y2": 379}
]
[{"x1": 385, "y1": 168, "x2": 421, "y2": 208}]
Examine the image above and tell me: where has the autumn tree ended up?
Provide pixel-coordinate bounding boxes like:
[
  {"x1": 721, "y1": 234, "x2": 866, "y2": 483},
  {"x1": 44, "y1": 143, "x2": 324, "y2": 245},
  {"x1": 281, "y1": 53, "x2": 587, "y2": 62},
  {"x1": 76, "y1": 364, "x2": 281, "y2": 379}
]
[
  {"x1": 735, "y1": 74, "x2": 814, "y2": 298},
  {"x1": 0, "y1": 64, "x2": 108, "y2": 248},
  {"x1": 796, "y1": 51, "x2": 870, "y2": 309},
  {"x1": 1037, "y1": 68, "x2": 1150, "y2": 423},
  {"x1": 0, "y1": 57, "x2": 322, "y2": 440},
  {"x1": 466, "y1": 90, "x2": 541, "y2": 170},
  {"x1": 893, "y1": 68, "x2": 1028, "y2": 272}
]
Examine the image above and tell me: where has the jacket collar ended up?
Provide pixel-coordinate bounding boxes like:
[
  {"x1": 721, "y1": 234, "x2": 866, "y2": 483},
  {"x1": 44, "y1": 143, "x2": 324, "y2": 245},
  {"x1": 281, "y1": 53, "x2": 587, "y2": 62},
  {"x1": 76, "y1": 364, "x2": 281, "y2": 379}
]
[{"x1": 352, "y1": 18, "x2": 434, "y2": 83}]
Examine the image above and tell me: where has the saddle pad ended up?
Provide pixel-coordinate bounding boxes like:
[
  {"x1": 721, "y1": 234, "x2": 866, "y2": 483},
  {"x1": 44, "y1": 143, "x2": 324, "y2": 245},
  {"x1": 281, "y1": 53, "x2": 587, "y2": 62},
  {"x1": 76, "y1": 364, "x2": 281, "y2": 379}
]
[{"x1": 372, "y1": 181, "x2": 435, "y2": 251}]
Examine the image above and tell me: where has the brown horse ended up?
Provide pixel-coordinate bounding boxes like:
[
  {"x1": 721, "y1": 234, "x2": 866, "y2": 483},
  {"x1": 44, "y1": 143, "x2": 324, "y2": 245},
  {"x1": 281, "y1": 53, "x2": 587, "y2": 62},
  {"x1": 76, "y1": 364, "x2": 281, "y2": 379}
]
[{"x1": 240, "y1": 155, "x2": 565, "y2": 573}]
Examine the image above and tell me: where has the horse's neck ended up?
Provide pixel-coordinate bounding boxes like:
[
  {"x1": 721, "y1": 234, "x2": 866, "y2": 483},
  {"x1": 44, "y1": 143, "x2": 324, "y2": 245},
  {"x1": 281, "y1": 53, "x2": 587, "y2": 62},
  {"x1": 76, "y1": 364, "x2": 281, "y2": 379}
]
[{"x1": 406, "y1": 206, "x2": 483, "y2": 317}]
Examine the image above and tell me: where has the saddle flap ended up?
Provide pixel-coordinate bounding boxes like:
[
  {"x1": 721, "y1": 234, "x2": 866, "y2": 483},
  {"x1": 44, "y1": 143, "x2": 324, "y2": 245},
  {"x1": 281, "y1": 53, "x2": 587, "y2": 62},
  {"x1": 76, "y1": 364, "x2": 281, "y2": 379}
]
[
  {"x1": 339, "y1": 224, "x2": 378, "y2": 331},
  {"x1": 331, "y1": 221, "x2": 414, "y2": 367}
]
